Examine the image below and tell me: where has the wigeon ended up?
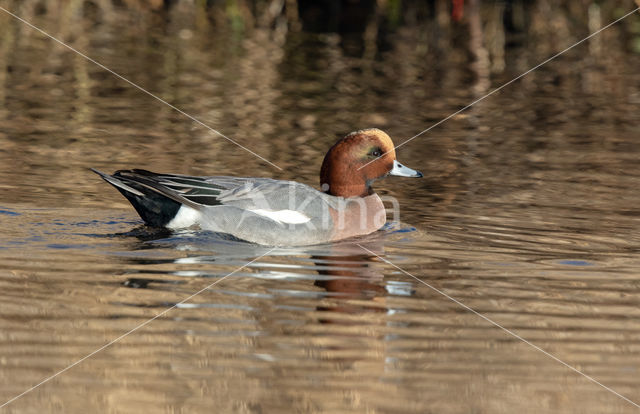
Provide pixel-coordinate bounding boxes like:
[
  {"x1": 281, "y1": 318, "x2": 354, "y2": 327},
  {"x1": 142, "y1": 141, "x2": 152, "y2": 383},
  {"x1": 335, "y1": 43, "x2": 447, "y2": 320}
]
[{"x1": 92, "y1": 128, "x2": 422, "y2": 246}]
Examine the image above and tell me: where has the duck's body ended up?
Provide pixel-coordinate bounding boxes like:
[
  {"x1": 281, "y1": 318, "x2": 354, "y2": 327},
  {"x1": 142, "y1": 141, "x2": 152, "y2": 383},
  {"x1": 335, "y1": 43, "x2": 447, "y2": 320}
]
[{"x1": 93, "y1": 128, "x2": 422, "y2": 246}]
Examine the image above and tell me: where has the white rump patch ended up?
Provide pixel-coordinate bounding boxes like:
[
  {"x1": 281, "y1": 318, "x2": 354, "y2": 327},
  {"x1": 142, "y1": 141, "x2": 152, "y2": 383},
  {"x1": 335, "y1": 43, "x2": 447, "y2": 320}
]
[
  {"x1": 250, "y1": 209, "x2": 311, "y2": 224},
  {"x1": 167, "y1": 206, "x2": 200, "y2": 229}
]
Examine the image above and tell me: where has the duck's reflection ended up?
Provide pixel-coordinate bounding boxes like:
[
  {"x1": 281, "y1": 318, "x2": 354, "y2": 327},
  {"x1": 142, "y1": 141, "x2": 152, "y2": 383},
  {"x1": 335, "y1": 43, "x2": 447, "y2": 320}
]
[
  {"x1": 114, "y1": 226, "x2": 408, "y2": 315},
  {"x1": 312, "y1": 241, "x2": 387, "y2": 316}
]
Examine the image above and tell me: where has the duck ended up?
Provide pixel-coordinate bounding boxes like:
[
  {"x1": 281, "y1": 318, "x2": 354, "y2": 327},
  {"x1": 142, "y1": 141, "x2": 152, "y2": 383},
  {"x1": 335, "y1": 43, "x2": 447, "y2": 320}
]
[{"x1": 92, "y1": 128, "x2": 422, "y2": 246}]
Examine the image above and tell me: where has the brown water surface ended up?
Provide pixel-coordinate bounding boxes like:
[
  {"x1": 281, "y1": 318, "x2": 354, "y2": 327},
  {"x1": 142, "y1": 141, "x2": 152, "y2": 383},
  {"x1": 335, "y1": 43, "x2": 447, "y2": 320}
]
[{"x1": 1, "y1": 1, "x2": 640, "y2": 413}]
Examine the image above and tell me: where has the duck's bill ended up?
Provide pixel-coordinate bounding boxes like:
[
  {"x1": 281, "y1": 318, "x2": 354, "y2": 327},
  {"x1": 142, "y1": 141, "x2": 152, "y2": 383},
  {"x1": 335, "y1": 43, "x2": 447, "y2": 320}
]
[{"x1": 389, "y1": 160, "x2": 423, "y2": 178}]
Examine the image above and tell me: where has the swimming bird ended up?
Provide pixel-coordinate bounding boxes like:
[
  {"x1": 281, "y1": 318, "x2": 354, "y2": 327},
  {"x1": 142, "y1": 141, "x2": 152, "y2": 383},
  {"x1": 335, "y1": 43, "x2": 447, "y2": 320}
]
[{"x1": 92, "y1": 128, "x2": 422, "y2": 246}]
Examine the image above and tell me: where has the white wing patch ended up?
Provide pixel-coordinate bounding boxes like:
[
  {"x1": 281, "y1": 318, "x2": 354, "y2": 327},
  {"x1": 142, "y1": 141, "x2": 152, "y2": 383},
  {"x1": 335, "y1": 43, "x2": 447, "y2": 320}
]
[
  {"x1": 250, "y1": 209, "x2": 311, "y2": 224},
  {"x1": 167, "y1": 206, "x2": 200, "y2": 229}
]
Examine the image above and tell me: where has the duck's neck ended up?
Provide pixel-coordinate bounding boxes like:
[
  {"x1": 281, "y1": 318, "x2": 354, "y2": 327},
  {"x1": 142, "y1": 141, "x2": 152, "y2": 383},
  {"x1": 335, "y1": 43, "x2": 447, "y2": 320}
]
[
  {"x1": 320, "y1": 171, "x2": 371, "y2": 198},
  {"x1": 328, "y1": 184, "x2": 370, "y2": 198},
  {"x1": 320, "y1": 142, "x2": 373, "y2": 198}
]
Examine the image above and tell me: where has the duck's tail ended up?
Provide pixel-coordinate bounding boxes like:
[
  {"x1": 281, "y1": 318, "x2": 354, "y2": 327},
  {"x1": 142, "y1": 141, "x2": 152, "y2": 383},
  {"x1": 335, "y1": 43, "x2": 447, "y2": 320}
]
[{"x1": 91, "y1": 168, "x2": 202, "y2": 227}]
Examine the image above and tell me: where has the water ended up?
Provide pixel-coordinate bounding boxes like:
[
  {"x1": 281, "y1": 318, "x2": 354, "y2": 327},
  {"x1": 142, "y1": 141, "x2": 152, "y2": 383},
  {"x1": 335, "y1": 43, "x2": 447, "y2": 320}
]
[{"x1": 1, "y1": 1, "x2": 640, "y2": 412}]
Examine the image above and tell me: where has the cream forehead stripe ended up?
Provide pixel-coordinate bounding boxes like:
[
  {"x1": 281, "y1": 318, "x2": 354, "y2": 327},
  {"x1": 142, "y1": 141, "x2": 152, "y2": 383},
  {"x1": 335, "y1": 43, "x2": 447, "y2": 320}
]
[{"x1": 250, "y1": 209, "x2": 311, "y2": 224}]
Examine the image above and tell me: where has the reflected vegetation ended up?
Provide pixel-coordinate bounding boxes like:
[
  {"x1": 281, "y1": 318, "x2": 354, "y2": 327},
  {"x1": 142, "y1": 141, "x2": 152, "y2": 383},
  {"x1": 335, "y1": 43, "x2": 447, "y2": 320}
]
[
  {"x1": 0, "y1": 0, "x2": 639, "y2": 208},
  {"x1": 1, "y1": 0, "x2": 640, "y2": 413}
]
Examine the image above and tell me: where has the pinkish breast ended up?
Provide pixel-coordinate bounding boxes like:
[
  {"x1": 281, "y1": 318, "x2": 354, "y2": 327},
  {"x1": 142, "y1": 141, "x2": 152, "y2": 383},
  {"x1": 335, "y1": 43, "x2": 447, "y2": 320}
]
[{"x1": 329, "y1": 194, "x2": 386, "y2": 241}]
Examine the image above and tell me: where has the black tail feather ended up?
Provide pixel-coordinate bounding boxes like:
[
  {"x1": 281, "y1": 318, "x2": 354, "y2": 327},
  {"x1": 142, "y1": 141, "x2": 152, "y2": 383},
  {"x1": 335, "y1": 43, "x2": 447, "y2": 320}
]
[{"x1": 92, "y1": 169, "x2": 186, "y2": 227}]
